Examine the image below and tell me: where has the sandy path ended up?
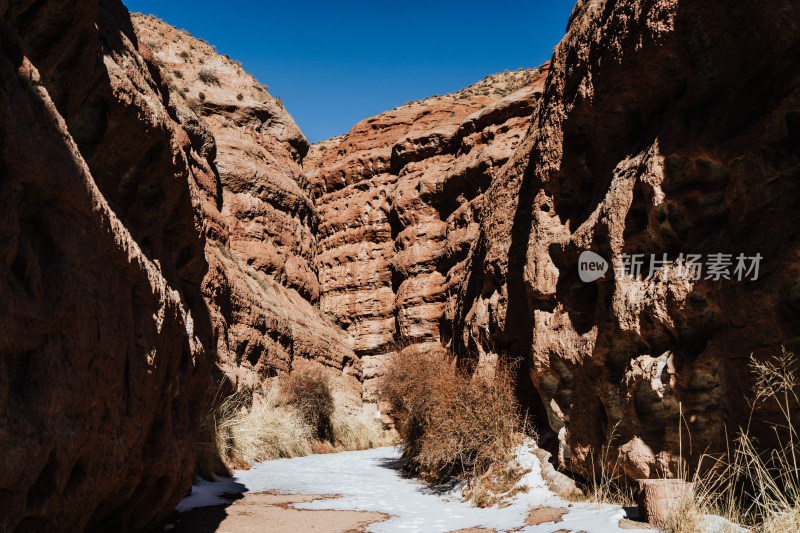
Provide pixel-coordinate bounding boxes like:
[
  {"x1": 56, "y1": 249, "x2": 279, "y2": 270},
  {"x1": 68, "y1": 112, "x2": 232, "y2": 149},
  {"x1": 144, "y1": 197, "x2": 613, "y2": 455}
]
[{"x1": 159, "y1": 492, "x2": 388, "y2": 532}]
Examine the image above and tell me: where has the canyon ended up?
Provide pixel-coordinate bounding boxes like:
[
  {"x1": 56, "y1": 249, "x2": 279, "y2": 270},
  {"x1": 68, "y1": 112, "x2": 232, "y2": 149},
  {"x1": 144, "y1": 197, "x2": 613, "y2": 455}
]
[{"x1": 1, "y1": 0, "x2": 799, "y2": 530}]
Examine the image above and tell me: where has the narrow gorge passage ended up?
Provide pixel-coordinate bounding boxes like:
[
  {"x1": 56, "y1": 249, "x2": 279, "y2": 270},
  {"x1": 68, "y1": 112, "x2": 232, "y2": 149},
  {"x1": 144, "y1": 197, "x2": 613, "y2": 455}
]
[{"x1": 2, "y1": 0, "x2": 799, "y2": 531}]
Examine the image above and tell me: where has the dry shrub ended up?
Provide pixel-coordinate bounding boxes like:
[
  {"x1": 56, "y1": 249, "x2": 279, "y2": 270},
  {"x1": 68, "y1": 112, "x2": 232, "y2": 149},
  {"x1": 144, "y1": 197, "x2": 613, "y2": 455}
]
[
  {"x1": 381, "y1": 348, "x2": 521, "y2": 481},
  {"x1": 281, "y1": 363, "x2": 335, "y2": 442},
  {"x1": 195, "y1": 365, "x2": 385, "y2": 480},
  {"x1": 197, "y1": 67, "x2": 220, "y2": 85},
  {"x1": 228, "y1": 387, "x2": 312, "y2": 462},
  {"x1": 470, "y1": 464, "x2": 528, "y2": 508}
]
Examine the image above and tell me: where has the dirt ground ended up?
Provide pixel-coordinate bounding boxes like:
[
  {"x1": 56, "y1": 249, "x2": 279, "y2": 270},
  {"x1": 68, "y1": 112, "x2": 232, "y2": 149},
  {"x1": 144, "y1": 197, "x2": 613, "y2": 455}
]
[{"x1": 155, "y1": 492, "x2": 389, "y2": 532}]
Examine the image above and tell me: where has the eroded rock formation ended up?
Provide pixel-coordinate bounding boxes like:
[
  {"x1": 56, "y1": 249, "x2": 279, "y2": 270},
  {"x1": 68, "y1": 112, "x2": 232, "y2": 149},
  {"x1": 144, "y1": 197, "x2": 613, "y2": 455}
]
[
  {"x1": 4, "y1": 0, "x2": 800, "y2": 527},
  {"x1": 306, "y1": 69, "x2": 547, "y2": 395},
  {"x1": 0, "y1": 3, "x2": 360, "y2": 531},
  {"x1": 132, "y1": 14, "x2": 361, "y2": 394},
  {"x1": 0, "y1": 1, "x2": 211, "y2": 530},
  {"x1": 455, "y1": 0, "x2": 800, "y2": 479}
]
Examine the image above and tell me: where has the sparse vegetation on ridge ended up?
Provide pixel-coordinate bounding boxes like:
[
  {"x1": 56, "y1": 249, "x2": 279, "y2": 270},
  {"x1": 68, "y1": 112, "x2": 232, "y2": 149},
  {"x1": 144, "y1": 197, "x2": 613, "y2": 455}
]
[{"x1": 198, "y1": 68, "x2": 220, "y2": 86}]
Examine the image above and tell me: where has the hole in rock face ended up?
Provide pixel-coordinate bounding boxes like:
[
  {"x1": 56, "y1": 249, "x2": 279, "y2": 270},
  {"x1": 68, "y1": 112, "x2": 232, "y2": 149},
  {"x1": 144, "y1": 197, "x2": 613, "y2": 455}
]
[
  {"x1": 246, "y1": 345, "x2": 263, "y2": 368},
  {"x1": 633, "y1": 380, "x2": 670, "y2": 449},
  {"x1": 65, "y1": 459, "x2": 87, "y2": 493},
  {"x1": 786, "y1": 111, "x2": 800, "y2": 145},
  {"x1": 28, "y1": 450, "x2": 59, "y2": 509},
  {"x1": 390, "y1": 262, "x2": 404, "y2": 294},
  {"x1": 515, "y1": 356, "x2": 556, "y2": 454},
  {"x1": 622, "y1": 181, "x2": 651, "y2": 253}
]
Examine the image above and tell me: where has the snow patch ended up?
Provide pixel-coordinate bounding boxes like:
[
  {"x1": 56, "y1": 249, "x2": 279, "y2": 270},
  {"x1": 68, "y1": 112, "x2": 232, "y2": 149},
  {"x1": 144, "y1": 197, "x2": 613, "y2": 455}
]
[{"x1": 173, "y1": 446, "x2": 657, "y2": 532}]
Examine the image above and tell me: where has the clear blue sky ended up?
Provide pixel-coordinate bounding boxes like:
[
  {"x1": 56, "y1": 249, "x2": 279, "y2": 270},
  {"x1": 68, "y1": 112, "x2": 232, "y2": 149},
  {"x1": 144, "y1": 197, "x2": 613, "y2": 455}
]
[{"x1": 122, "y1": 0, "x2": 576, "y2": 142}]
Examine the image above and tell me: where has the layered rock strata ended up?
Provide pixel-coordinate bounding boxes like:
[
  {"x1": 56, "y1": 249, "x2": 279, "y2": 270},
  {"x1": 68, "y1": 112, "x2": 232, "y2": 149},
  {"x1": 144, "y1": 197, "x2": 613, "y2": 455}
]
[
  {"x1": 132, "y1": 14, "x2": 361, "y2": 394},
  {"x1": 306, "y1": 68, "x2": 548, "y2": 395}
]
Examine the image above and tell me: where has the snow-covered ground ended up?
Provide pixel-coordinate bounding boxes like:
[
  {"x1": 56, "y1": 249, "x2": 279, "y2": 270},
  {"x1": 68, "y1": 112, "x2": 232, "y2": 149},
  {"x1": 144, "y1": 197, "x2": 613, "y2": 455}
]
[{"x1": 176, "y1": 445, "x2": 656, "y2": 532}]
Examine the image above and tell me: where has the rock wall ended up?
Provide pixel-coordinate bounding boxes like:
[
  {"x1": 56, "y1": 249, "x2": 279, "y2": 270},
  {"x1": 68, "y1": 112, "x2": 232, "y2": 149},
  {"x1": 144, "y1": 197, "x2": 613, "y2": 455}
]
[
  {"x1": 455, "y1": 0, "x2": 800, "y2": 479},
  {"x1": 132, "y1": 15, "x2": 361, "y2": 394},
  {"x1": 0, "y1": 1, "x2": 211, "y2": 530},
  {"x1": 307, "y1": 69, "x2": 547, "y2": 395},
  {"x1": 5, "y1": 0, "x2": 800, "y2": 527},
  {"x1": 0, "y1": 2, "x2": 361, "y2": 531}
]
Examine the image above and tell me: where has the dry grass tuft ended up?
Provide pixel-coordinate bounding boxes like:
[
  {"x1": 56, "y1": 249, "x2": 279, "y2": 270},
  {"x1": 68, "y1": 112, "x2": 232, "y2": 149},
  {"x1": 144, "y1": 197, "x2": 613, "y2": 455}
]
[
  {"x1": 194, "y1": 365, "x2": 385, "y2": 480},
  {"x1": 331, "y1": 391, "x2": 384, "y2": 451},
  {"x1": 195, "y1": 384, "x2": 238, "y2": 480},
  {"x1": 229, "y1": 387, "x2": 313, "y2": 462},
  {"x1": 662, "y1": 347, "x2": 800, "y2": 533},
  {"x1": 583, "y1": 422, "x2": 635, "y2": 507},
  {"x1": 194, "y1": 385, "x2": 313, "y2": 479},
  {"x1": 381, "y1": 348, "x2": 522, "y2": 482}
]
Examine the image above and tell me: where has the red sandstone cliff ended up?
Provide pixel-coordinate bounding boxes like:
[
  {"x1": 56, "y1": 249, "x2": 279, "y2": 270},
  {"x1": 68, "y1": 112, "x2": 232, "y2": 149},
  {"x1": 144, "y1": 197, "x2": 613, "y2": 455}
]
[
  {"x1": 0, "y1": 2, "x2": 361, "y2": 530},
  {"x1": 132, "y1": 14, "x2": 362, "y2": 395},
  {"x1": 0, "y1": 1, "x2": 212, "y2": 530},
  {"x1": 308, "y1": 0, "x2": 800, "y2": 483},
  {"x1": 455, "y1": 0, "x2": 800, "y2": 479},
  {"x1": 307, "y1": 68, "x2": 547, "y2": 396}
]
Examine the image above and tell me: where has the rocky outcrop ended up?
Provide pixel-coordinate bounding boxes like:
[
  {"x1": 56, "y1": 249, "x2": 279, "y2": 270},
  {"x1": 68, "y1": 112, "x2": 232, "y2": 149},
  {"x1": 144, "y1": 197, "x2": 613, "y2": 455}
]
[
  {"x1": 455, "y1": 0, "x2": 800, "y2": 479},
  {"x1": 0, "y1": 1, "x2": 212, "y2": 530},
  {"x1": 132, "y1": 14, "x2": 361, "y2": 395},
  {"x1": 307, "y1": 69, "x2": 547, "y2": 395}
]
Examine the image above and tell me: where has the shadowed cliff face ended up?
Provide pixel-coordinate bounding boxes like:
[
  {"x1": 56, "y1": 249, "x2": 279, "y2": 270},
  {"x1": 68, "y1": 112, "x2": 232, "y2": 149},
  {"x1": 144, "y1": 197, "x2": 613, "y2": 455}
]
[
  {"x1": 456, "y1": 0, "x2": 800, "y2": 478},
  {"x1": 0, "y1": 1, "x2": 212, "y2": 530},
  {"x1": 0, "y1": 1, "x2": 359, "y2": 530}
]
